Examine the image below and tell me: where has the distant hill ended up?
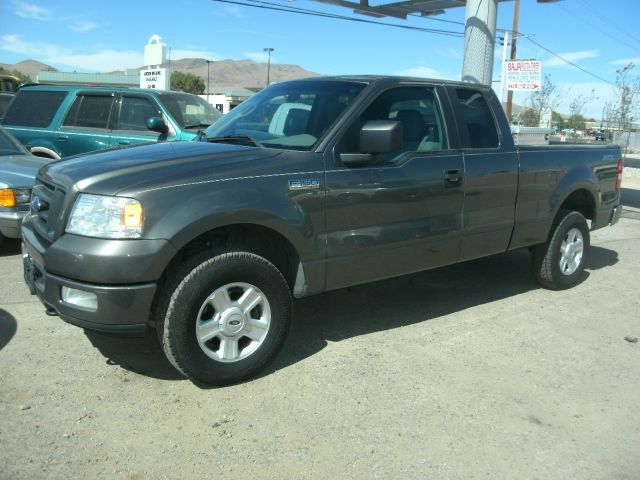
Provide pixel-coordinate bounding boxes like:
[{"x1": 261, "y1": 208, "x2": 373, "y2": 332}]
[
  {"x1": 0, "y1": 59, "x2": 57, "y2": 79},
  {"x1": 139, "y1": 58, "x2": 319, "y2": 92},
  {"x1": 2, "y1": 58, "x2": 318, "y2": 91}
]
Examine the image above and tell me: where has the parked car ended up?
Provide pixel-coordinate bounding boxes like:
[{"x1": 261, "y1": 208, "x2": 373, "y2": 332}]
[
  {"x1": 1, "y1": 85, "x2": 222, "y2": 159},
  {"x1": 0, "y1": 74, "x2": 21, "y2": 121},
  {"x1": 595, "y1": 130, "x2": 606, "y2": 141},
  {"x1": 22, "y1": 76, "x2": 622, "y2": 385},
  {"x1": 0, "y1": 127, "x2": 49, "y2": 247}
]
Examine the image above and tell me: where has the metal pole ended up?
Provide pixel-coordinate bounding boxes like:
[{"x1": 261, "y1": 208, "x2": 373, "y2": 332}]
[
  {"x1": 499, "y1": 30, "x2": 510, "y2": 108},
  {"x1": 505, "y1": 0, "x2": 521, "y2": 122},
  {"x1": 206, "y1": 60, "x2": 211, "y2": 103},
  {"x1": 461, "y1": 0, "x2": 498, "y2": 86},
  {"x1": 263, "y1": 48, "x2": 274, "y2": 87}
]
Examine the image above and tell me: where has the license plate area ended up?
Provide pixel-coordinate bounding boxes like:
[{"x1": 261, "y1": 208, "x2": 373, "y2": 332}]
[{"x1": 22, "y1": 248, "x2": 44, "y2": 295}]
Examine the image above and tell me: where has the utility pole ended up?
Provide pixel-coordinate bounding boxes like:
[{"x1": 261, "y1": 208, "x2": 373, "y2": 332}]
[
  {"x1": 263, "y1": 48, "x2": 274, "y2": 87},
  {"x1": 498, "y1": 30, "x2": 510, "y2": 107},
  {"x1": 206, "y1": 60, "x2": 213, "y2": 103},
  {"x1": 505, "y1": 0, "x2": 521, "y2": 122}
]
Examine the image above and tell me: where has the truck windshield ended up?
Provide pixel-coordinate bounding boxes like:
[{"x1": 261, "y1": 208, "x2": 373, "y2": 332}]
[
  {"x1": 203, "y1": 80, "x2": 367, "y2": 151},
  {"x1": 160, "y1": 92, "x2": 223, "y2": 129}
]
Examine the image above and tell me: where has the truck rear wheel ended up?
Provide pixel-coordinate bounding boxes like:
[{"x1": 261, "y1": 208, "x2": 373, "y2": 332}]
[
  {"x1": 532, "y1": 210, "x2": 590, "y2": 290},
  {"x1": 159, "y1": 251, "x2": 292, "y2": 386}
]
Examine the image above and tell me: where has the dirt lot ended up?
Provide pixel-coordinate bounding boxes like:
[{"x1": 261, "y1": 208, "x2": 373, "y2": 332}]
[{"x1": 1, "y1": 212, "x2": 639, "y2": 479}]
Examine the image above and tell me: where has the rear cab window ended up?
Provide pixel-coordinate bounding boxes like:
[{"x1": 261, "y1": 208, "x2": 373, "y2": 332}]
[
  {"x1": 455, "y1": 89, "x2": 499, "y2": 149},
  {"x1": 2, "y1": 90, "x2": 67, "y2": 127}
]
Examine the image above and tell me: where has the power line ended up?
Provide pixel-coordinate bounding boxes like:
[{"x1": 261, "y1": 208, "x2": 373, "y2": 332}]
[
  {"x1": 525, "y1": 37, "x2": 615, "y2": 86},
  {"x1": 576, "y1": 0, "x2": 640, "y2": 49},
  {"x1": 212, "y1": 0, "x2": 616, "y2": 86},
  {"x1": 211, "y1": 0, "x2": 465, "y2": 37},
  {"x1": 558, "y1": 2, "x2": 640, "y2": 53}
]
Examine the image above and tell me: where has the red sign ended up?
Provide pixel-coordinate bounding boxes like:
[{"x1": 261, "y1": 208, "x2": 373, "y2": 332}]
[{"x1": 506, "y1": 60, "x2": 541, "y2": 91}]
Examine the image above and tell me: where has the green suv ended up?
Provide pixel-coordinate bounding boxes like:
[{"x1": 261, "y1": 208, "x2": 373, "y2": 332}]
[{"x1": 1, "y1": 85, "x2": 222, "y2": 159}]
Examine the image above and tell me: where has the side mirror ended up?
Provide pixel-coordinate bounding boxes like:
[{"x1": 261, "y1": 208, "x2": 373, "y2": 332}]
[
  {"x1": 360, "y1": 120, "x2": 403, "y2": 153},
  {"x1": 340, "y1": 120, "x2": 403, "y2": 167},
  {"x1": 147, "y1": 116, "x2": 168, "y2": 134}
]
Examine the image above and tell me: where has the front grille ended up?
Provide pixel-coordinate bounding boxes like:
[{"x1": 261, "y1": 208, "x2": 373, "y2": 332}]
[{"x1": 31, "y1": 179, "x2": 67, "y2": 241}]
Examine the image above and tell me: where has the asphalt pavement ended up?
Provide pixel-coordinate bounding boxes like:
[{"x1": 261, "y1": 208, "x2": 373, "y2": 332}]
[{"x1": 0, "y1": 155, "x2": 639, "y2": 479}]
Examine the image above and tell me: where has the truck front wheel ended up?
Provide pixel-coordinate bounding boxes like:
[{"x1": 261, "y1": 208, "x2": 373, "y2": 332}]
[
  {"x1": 159, "y1": 251, "x2": 292, "y2": 386},
  {"x1": 532, "y1": 210, "x2": 590, "y2": 290}
]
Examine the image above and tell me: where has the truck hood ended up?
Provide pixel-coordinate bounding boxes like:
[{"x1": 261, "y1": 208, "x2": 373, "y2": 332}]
[
  {"x1": 0, "y1": 153, "x2": 51, "y2": 188},
  {"x1": 39, "y1": 141, "x2": 283, "y2": 196}
]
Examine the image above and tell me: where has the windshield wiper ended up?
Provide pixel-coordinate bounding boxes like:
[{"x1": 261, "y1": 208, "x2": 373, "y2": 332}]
[{"x1": 206, "y1": 135, "x2": 263, "y2": 148}]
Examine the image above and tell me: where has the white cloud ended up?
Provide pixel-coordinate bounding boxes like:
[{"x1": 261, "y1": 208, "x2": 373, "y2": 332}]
[
  {"x1": 69, "y1": 20, "x2": 98, "y2": 33},
  {"x1": 545, "y1": 50, "x2": 599, "y2": 68},
  {"x1": 0, "y1": 34, "x2": 142, "y2": 72},
  {"x1": 557, "y1": 81, "x2": 616, "y2": 119},
  {"x1": 435, "y1": 47, "x2": 463, "y2": 61},
  {"x1": 223, "y1": 5, "x2": 245, "y2": 18},
  {"x1": 171, "y1": 49, "x2": 221, "y2": 61},
  {"x1": 611, "y1": 57, "x2": 640, "y2": 66},
  {"x1": 244, "y1": 51, "x2": 277, "y2": 64},
  {"x1": 395, "y1": 66, "x2": 453, "y2": 80},
  {"x1": 10, "y1": 0, "x2": 50, "y2": 20}
]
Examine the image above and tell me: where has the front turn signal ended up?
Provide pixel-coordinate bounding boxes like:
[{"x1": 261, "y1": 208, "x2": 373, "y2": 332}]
[{"x1": 0, "y1": 189, "x2": 16, "y2": 207}]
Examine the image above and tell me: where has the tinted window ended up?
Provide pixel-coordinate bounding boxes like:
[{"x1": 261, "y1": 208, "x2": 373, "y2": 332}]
[
  {"x1": 2, "y1": 90, "x2": 67, "y2": 127},
  {"x1": 63, "y1": 94, "x2": 114, "y2": 129},
  {"x1": 456, "y1": 89, "x2": 499, "y2": 148},
  {"x1": 117, "y1": 96, "x2": 161, "y2": 132},
  {"x1": 204, "y1": 80, "x2": 365, "y2": 151},
  {"x1": 0, "y1": 128, "x2": 28, "y2": 155},
  {"x1": 160, "y1": 93, "x2": 222, "y2": 129},
  {"x1": 339, "y1": 86, "x2": 447, "y2": 161}
]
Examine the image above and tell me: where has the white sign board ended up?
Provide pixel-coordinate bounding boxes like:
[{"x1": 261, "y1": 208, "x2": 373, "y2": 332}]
[
  {"x1": 139, "y1": 68, "x2": 169, "y2": 90},
  {"x1": 506, "y1": 60, "x2": 541, "y2": 91}
]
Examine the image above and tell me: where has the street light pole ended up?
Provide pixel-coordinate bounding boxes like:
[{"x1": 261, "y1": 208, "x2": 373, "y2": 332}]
[
  {"x1": 206, "y1": 60, "x2": 213, "y2": 103},
  {"x1": 263, "y1": 48, "x2": 274, "y2": 87}
]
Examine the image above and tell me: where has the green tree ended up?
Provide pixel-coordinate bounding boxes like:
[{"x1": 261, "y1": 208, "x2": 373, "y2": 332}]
[
  {"x1": 170, "y1": 71, "x2": 205, "y2": 95},
  {"x1": 0, "y1": 66, "x2": 32, "y2": 84},
  {"x1": 566, "y1": 114, "x2": 587, "y2": 131},
  {"x1": 610, "y1": 63, "x2": 640, "y2": 153},
  {"x1": 525, "y1": 74, "x2": 561, "y2": 127}
]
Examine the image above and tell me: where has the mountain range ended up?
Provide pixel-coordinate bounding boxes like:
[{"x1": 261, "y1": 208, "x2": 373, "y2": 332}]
[{"x1": 0, "y1": 58, "x2": 319, "y2": 91}]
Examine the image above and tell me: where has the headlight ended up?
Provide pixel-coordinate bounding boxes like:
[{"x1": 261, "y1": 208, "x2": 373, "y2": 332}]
[
  {"x1": 66, "y1": 194, "x2": 144, "y2": 239},
  {"x1": 0, "y1": 188, "x2": 31, "y2": 207}
]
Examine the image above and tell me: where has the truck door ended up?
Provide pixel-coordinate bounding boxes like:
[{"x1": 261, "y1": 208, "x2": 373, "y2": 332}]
[
  {"x1": 449, "y1": 87, "x2": 519, "y2": 261},
  {"x1": 58, "y1": 92, "x2": 115, "y2": 157},
  {"x1": 325, "y1": 85, "x2": 464, "y2": 290}
]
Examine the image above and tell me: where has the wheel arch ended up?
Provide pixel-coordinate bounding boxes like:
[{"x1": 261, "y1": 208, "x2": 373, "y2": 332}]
[
  {"x1": 151, "y1": 223, "x2": 307, "y2": 326},
  {"x1": 29, "y1": 146, "x2": 60, "y2": 160},
  {"x1": 555, "y1": 187, "x2": 596, "y2": 223}
]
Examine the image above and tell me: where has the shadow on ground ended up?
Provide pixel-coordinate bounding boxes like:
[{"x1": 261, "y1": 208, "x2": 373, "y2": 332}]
[
  {"x1": 0, "y1": 238, "x2": 20, "y2": 257},
  {"x1": 0, "y1": 308, "x2": 17, "y2": 351},
  {"x1": 77, "y1": 246, "x2": 620, "y2": 384},
  {"x1": 85, "y1": 328, "x2": 184, "y2": 381},
  {"x1": 621, "y1": 188, "x2": 640, "y2": 209}
]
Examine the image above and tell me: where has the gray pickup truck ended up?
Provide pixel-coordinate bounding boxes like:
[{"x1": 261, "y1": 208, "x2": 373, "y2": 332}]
[{"x1": 21, "y1": 76, "x2": 623, "y2": 385}]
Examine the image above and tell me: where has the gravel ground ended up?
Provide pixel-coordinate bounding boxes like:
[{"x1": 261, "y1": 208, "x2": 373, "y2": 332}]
[{"x1": 1, "y1": 209, "x2": 639, "y2": 479}]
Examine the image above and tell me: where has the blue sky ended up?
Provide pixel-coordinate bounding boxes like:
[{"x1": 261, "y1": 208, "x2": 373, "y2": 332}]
[{"x1": 1, "y1": 0, "x2": 639, "y2": 118}]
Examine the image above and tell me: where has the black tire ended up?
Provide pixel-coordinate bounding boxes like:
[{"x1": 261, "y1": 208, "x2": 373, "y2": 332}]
[
  {"x1": 532, "y1": 210, "x2": 590, "y2": 290},
  {"x1": 158, "y1": 250, "x2": 292, "y2": 386}
]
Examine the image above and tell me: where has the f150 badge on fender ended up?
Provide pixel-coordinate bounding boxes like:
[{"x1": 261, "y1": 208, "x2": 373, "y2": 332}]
[{"x1": 288, "y1": 179, "x2": 320, "y2": 190}]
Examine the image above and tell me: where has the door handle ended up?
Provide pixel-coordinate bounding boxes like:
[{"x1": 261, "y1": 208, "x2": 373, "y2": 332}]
[
  {"x1": 118, "y1": 140, "x2": 131, "y2": 145},
  {"x1": 57, "y1": 135, "x2": 68, "y2": 142},
  {"x1": 444, "y1": 169, "x2": 463, "y2": 187}
]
